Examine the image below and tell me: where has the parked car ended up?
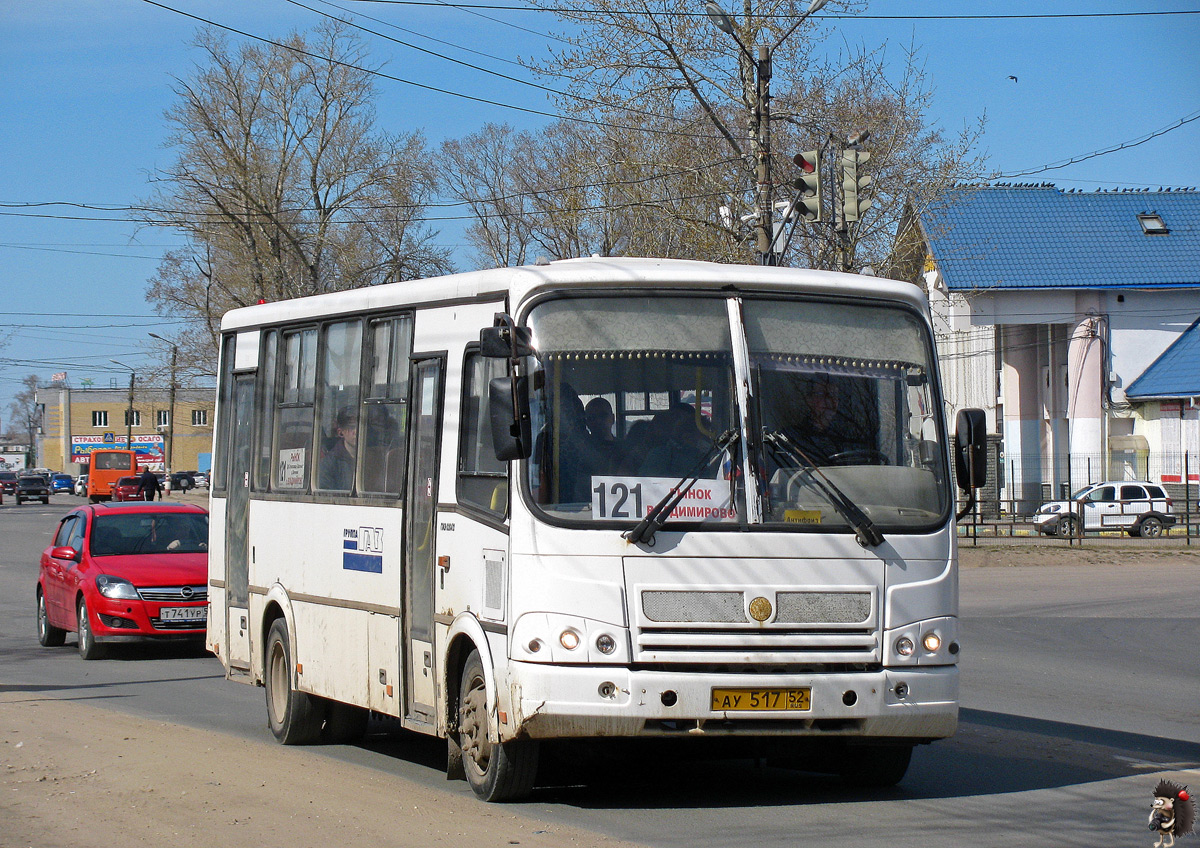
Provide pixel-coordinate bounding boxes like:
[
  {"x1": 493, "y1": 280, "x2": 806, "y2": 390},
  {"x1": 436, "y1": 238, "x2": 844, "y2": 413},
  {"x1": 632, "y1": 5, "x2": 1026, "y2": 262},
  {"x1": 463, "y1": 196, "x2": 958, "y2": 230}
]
[
  {"x1": 169, "y1": 471, "x2": 195, "y2": 491},
  {"x1": 15, "y1": 474, "x2": 51, "y2": 504},
  {"x1": 35, "y1": 502, "x2": 210, "y2": 659},
  {"x1": 0, "y1": 470, "x2": 18, "y2": 495},
  {"x1": 111, "y1": 476, "x2": 143, "y2": 502},
  {"x1": 50, "y1": 473, "x2": 74, "y2": 494},
  {"x1": 192, "y1": 472, "x2": 209, "y2": 489},
  {"x1": 74, "y1": 474, "x2": 89, "y2": 496},
  {"x1": 1033, "y1": 481, "x2": 1175, "y2": 538}
]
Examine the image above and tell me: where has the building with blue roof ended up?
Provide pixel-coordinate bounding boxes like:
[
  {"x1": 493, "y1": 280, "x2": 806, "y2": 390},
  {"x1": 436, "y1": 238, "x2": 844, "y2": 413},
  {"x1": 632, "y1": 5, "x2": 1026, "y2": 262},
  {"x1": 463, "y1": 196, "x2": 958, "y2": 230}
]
[{"x1": 914, "y1": 185, "x2": 1200, "y2": 510}]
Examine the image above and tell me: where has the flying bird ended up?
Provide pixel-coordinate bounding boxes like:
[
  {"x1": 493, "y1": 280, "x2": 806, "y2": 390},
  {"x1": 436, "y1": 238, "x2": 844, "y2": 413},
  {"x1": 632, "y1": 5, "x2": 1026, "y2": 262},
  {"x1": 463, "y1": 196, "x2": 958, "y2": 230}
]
[{"x1": 1008, "y1": 75, "x2": 1018, "y2": 82}]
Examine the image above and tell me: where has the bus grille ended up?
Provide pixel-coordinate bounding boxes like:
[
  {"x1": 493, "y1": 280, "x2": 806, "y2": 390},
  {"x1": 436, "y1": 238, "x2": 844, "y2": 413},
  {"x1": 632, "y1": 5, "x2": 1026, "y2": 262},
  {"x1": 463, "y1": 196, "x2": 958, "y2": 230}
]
[{"x1": 636, "y1": 589, "x2": 878, "y2": 666}]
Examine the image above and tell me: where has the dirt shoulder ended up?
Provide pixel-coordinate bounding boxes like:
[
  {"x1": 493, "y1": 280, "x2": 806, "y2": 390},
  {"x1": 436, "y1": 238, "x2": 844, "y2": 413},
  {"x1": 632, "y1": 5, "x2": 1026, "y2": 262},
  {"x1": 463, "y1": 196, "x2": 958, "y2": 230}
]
[
  {"x1": 0, "y1": 692, "x2": 644, "y2": 848},
  {"x1": 958, "y1": 542, "x2": 1200, "y2": 569}
]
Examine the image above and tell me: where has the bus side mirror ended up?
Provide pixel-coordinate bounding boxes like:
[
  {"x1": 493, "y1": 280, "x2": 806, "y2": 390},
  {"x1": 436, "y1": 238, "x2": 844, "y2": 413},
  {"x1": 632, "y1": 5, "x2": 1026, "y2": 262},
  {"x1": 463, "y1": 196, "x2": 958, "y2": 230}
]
[
  {"x1": 489, "y1": 375, "x2": 532, "y2": 461},
  {"x1": 954, "y1": 408, "x2": 987, "y2": 490},
  {"x1": 480, "y1": 318, "x2": 533, "y2": 359}
]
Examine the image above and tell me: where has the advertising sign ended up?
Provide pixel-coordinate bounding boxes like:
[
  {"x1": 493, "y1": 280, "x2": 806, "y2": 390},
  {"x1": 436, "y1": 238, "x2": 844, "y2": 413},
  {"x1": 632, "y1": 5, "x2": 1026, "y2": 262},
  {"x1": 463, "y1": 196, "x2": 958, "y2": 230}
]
[{"x1": 70, "y1": 435, "x2": 165, "y2": 466}]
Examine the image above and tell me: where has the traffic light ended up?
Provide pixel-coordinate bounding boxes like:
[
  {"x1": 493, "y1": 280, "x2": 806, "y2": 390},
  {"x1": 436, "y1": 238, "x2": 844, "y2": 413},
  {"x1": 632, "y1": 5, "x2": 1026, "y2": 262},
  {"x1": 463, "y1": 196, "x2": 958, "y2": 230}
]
[
  {"x1": 840, "y1": 150, "x2": 872, "y2": 222},
  {"x1": 792, "y1": 150, "x2": 822, "y2": 222}
]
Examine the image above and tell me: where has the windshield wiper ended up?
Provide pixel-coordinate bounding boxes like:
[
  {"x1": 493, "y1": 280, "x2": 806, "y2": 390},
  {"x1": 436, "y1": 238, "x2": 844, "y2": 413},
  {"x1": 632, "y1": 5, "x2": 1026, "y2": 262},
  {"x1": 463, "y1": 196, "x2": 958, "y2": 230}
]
[
  {"x1": 623, "y1": 429, "x2": 740, "y2": 546},
  {"x1": 762, "y1": 429, "x2": 884, "y2": 548}
]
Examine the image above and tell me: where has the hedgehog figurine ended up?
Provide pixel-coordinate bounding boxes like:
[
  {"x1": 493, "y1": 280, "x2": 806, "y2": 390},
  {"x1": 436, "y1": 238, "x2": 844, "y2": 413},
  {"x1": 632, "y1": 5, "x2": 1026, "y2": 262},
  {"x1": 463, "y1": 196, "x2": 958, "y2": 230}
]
[{"x1": 1150, "y1": 780, "x2": 1196, "y2": 848}]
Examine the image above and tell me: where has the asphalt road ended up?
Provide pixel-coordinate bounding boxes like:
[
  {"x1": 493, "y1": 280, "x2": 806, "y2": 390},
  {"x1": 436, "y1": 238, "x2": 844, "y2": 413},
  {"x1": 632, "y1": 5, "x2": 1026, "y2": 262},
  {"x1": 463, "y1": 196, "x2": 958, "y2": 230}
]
[{"x1": 2, "y1": 493, "x2": 1198, "y2": 846}]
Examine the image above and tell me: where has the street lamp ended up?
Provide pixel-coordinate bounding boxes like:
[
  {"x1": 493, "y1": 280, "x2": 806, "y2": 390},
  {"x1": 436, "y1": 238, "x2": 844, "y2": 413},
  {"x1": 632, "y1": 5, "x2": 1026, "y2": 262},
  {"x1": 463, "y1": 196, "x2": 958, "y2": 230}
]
[
  {"x1": 148, "y1": 333, "x2": 177, "y2": 477},
  {"x1": 109, "y1": 360, "x2": 136, "y2": 450},
  {"x1": 705, "y1": 0, "x2": 829, "y2": 265}
]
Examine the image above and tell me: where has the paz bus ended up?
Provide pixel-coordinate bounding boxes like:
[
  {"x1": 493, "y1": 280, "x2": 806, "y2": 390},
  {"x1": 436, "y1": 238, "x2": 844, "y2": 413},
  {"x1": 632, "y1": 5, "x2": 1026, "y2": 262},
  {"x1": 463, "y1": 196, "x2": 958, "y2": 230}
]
[
  {"x1": 86, "y1": 449, "x2": 138, "y2": 503},
  {"x1": 206, "y1": 257, "x2": 985, "y2": 801}
]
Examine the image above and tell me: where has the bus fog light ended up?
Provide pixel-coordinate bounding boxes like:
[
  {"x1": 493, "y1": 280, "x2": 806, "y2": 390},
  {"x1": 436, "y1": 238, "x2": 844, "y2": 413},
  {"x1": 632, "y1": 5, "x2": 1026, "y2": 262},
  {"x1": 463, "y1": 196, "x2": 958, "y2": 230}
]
[
  {"x1": 894, "y1": 682, "x2": 909, "y2": 699},
  {"x1": 922, "y1": 633, "x2": 942, "y2": 653},
  {"x1": 595, "y1": 633, "x2": 616, "y2": 654},
  {"x1": 559, "y1": 629, "x2": 581, "y2": 650},
  {"x1": 598, "y1": 682, "x2": 617, "y2": 699},
  {"x1": 895, "y1": 636, "x2": 915, "y2": 657}
]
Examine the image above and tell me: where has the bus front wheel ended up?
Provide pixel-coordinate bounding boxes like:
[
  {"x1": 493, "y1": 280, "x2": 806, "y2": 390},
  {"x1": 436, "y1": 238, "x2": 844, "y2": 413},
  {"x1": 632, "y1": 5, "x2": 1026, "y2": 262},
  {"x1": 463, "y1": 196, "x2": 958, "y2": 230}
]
[
  {"x1": 838, "y1": 743, "x2": 913, "y2": 788},
  {"x1": 457, "y1": 650, "x2": 538, "y2": 801},
  {"x1": 265, "y1": 619, "x2": 325, "y2": 744}
]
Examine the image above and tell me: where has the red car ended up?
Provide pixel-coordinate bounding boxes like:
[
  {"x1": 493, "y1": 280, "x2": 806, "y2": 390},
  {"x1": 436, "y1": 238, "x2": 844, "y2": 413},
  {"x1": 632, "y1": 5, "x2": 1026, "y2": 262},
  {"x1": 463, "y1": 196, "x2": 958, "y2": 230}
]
[
  {"x1": 111, "y1": 476, "x2": 143, "y2": 502},
  {"x1": 36, "y1": 502, "x2": 209, "y2": 659}
]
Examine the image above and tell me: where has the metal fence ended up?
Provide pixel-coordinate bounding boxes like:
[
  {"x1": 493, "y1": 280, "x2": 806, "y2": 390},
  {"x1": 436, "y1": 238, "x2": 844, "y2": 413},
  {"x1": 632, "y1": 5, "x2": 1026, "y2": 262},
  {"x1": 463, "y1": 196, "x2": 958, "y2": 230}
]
[{"x1": 956, "y1": 447, "x2": 1198, "y2": 545}]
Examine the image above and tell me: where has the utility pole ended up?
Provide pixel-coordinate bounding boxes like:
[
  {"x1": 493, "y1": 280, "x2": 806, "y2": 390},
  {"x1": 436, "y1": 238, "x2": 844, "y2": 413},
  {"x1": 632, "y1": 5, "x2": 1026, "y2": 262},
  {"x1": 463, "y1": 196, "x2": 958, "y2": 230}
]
[
  {"x1": 706, "y1": 0, "x2": 829, "y2": 267},
  {"x1": 753, "y1": 45, "x2": 774, "y2": 265},
  {"x1": 149, "y1": 332, "x2": 178, "y2": 476}
]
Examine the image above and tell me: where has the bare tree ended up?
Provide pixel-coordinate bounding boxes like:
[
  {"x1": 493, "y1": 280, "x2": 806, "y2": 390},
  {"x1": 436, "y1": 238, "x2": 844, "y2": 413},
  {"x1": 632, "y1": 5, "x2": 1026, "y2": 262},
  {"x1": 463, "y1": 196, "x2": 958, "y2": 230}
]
[
  {"x1": 141, "y1": 20, "x2": 452, "y2": 374},
  {"x1": 496, "y1": 0, "x2": 988, "y2": 270},
  {"x1": 8, "y1": 374, "x2": 41, "y2": 464}
]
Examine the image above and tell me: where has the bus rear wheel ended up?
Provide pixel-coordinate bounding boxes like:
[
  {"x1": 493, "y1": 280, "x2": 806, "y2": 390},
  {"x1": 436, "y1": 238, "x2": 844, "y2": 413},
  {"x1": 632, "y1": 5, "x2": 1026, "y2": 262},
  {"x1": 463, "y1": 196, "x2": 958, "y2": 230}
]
[
  {"x1": 265, "y1": 619, "x2": 325, "y2": 744},
  {"x1": 457, "y1": 650, "x2": 538, "y2": 801}
]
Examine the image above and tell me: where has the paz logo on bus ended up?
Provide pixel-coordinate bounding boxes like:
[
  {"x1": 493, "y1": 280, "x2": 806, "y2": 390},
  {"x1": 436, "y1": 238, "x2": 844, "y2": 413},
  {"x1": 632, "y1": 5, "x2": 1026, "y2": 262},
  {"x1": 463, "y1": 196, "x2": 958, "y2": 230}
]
[{"x1": 342, "y1": 526, "x2": 384, "y2": 573}]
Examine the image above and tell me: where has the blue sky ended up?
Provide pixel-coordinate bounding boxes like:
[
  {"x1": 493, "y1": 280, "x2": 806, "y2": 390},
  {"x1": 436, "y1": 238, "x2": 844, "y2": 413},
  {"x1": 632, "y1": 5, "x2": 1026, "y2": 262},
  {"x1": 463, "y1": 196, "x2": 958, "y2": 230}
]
[{"x1": 2, "y1": 0, "x2": 1198, "y2": 423}]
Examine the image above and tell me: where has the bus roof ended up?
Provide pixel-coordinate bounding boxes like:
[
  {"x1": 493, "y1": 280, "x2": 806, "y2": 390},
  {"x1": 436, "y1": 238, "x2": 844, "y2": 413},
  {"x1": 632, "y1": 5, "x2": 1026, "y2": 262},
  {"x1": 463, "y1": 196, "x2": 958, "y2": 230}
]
[{"x1": 219, "y1": 257, "x2": 927, "y2": 332}]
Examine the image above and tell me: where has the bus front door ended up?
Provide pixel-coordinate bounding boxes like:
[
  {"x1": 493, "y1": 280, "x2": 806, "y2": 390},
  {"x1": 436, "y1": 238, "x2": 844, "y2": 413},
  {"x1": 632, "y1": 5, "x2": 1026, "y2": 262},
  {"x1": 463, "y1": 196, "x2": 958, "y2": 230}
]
[
  {"x1": 402, "y1": 357, "x2": 443, "y2": 725},
  {"x1": 224, "y1": 374, "x2": 254, "y2": 671}
]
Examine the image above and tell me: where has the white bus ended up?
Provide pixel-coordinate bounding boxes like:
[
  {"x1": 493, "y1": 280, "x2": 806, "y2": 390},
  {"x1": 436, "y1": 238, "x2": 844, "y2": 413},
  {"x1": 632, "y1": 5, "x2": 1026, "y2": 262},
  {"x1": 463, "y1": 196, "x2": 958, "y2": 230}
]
[{"x1": 207, "y1": 257, "x2": 985, "y2": 801}]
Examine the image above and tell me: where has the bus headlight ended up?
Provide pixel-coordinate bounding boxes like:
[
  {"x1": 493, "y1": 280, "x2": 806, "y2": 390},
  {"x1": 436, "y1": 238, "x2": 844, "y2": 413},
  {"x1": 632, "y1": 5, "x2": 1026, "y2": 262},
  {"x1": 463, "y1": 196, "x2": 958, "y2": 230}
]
[
  {"x1": 922, "y1": 632, "x2": 942, "y2": 653},
  {"x1": 895, "y1": 636, "x2": 915, "y2": 657},
  {"x1": 511, "y1": 613, "x2": 628, "y2": 663},
  {"x1": 559, "y1": 629, "x2": 581, "y2": 650}
]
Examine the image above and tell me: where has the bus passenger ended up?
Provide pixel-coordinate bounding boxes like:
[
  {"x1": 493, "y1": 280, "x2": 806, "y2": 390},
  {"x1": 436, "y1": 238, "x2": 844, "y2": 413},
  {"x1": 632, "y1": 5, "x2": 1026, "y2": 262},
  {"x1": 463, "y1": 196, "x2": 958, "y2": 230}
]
[
  {"x1": 583, "y1": 397, "x2": 619, "y2": 474},
  {"x1": 321, "y1": 406, "x2": 358, "y2": 490}
]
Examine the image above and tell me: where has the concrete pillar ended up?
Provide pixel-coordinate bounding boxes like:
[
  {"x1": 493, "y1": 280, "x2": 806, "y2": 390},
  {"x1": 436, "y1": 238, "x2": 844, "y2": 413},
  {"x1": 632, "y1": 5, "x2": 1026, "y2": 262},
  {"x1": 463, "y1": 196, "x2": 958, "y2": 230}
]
[
  {"x1": 1068, "y1": 297, "x2": 1104, "y2": 486},
  {"x1": 1002, "y1": 324, "x2": 1043, "y2": 512}
]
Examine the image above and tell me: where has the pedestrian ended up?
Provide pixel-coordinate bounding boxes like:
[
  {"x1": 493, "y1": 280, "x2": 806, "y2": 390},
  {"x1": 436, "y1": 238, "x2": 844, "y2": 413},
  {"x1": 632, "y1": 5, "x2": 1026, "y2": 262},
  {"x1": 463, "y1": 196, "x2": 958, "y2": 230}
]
[{"x1": 136, "y1": 466, "x2": 162, "y2": 501}]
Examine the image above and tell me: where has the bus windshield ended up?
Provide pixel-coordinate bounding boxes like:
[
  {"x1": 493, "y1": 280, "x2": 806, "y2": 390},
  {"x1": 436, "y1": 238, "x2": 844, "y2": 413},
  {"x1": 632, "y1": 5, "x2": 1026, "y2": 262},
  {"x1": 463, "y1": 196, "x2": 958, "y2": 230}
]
[{"x1": 523, "y1": 293, "x2": 949, "y2": 532}]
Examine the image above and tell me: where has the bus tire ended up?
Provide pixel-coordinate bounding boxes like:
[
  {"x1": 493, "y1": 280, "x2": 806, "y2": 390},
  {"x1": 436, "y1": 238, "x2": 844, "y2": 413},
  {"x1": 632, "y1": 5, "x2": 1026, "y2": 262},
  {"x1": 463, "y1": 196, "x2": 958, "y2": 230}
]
[
  {"x1": 322, "y1": 701, "x2": 370, "y2": 744},
  {"x1": 77, "y1": 598, "x2": 104, "y2": 660},
  {"x1": 838, "y1": 743, "x2": 913, "y2": 788},
  {"x1": 265, "y1": 619, "x2": 325, "y2": 744},
  {"x1": 37, "y1": 590, "x2": 66, "y2": 647},
  {"x1": 457, "y1": 650, "x2": 538, "y2": 801}
]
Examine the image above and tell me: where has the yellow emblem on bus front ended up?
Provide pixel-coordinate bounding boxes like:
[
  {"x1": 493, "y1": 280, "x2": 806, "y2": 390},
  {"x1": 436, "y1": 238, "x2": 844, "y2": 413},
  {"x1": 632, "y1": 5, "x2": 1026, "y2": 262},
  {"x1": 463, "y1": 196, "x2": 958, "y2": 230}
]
[{"x1": 748, "y1": 596, "x2": 772, "y2": 622}]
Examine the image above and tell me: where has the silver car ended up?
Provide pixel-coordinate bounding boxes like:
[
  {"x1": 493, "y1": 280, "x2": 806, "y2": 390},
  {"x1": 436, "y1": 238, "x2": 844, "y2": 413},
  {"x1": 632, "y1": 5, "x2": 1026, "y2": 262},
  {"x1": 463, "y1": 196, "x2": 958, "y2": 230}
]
[{"x1": 1033, "y1": 481, "x2": 1175, "y2": 538}]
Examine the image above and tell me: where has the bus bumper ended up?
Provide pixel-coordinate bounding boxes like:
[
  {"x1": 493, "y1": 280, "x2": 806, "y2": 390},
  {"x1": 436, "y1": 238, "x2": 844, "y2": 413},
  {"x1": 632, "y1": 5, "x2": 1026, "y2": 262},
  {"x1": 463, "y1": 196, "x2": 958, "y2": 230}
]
[{"x1": 505, "y1": 663, "x2": 957, "y2": 741}]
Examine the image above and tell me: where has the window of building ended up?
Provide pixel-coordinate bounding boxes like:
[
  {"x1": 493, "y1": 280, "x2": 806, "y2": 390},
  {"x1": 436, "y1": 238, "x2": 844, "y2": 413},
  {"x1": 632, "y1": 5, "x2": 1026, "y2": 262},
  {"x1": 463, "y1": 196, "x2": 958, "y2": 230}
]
[
  {"x1": 92, "y1": 410, "x2": 108, "y2": 427},
  {"x1": 124, "y1": 409, "x2": 141, "y2": 427},
  {"x1": 191, "y1": 409, "x2": 208, "y2": 426},
  {"x1": 1138, "y1": 213, "x2": 1169, "y2": 235},
  {"x1": 156, "y1": 409, "x2": 170, "y2": 427}
]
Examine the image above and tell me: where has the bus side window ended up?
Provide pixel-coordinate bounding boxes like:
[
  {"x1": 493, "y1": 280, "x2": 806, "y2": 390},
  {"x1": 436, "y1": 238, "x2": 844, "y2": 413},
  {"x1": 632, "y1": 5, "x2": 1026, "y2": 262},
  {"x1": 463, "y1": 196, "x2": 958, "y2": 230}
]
[
  {"x1": 315, "y1": 320, "x2": 364, "y2": 493},
  {"x1": 358, "y1": 315, "x2": 412, "y2": 497},
  {"x1": 458, "y1": 350, "x2": 508, "y2": 516},
  {"x1": 274, "y1": 328, "x2": 317, "y2": 490}
]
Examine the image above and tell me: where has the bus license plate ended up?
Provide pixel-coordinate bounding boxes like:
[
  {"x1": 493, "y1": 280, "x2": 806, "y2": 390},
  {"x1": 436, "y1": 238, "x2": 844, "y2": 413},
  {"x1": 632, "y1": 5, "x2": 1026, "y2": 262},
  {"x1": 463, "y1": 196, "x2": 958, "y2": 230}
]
[
  {"x1": 711, "y1": 687, "x2": 811, "y2": 712},
  {"x1": 159, "y1": 607, "x2": 207, "y2": 622}
]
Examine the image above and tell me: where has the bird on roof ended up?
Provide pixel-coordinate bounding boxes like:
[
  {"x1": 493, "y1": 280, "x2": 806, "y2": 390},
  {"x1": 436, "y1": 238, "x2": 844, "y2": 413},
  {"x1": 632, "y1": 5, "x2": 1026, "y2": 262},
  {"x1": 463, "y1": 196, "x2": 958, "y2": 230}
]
[{"x1": 1007, "y1": 75, "x2": 1018, "y2": 82}]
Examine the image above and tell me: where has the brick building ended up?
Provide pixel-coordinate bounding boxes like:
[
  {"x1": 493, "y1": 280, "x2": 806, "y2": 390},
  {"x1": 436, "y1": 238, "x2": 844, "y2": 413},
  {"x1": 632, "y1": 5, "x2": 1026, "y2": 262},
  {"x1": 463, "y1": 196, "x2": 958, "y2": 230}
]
[{"x1": 34, "y1": 385, "x2": 216, "y2": 475}]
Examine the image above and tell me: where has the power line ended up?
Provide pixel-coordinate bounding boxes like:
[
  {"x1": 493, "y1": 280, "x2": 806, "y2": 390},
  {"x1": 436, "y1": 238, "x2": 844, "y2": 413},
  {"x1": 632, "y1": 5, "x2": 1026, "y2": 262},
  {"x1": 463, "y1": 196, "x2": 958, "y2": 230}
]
[
  {"x1": 139, "y1": 0, "x2": 723, "y2": 140},
  {"x1": 341, "y1": 0, "x2": 1200, "y2": 20},
  {"x1": 998, "y1": 109, "x2": 1200, "y2": 179}
]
